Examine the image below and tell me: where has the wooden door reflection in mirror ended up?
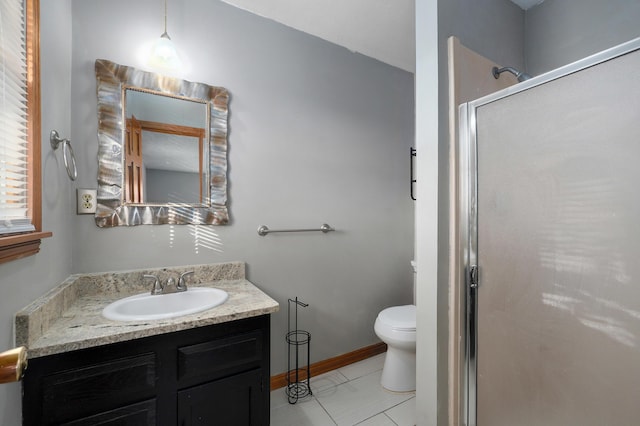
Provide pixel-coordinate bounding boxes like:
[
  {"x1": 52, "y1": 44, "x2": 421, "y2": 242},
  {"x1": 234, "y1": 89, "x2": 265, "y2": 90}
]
[
  {"x1": 125, "y1": 116, "x2": 143, "y2": 203},
  {"x1": 124, "y1": 117, "x2": 206, "y2": 204}
]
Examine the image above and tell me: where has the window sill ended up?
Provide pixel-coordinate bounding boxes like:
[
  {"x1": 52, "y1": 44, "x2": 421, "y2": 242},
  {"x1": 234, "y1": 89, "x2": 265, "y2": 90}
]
[{"x1": 0, "y1": 231, "x2": 53, "y2": 264}]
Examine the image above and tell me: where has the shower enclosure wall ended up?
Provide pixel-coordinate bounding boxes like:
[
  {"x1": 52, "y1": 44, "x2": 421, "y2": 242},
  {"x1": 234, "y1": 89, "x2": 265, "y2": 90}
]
[{"x1": 458, "y1": 38, "x2": 640, "y2": 426}]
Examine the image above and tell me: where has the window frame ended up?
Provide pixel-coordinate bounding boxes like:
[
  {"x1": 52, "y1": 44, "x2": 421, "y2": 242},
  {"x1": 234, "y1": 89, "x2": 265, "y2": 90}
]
[{"x1": 0, "y1": 0, "x2": 52, "y2": 264}]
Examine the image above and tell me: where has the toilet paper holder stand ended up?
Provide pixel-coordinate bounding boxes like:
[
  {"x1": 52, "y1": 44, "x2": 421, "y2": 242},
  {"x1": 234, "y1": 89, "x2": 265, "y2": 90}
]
[{"x1": 285, "y1": 297, "x2": 312, "y2": 404}]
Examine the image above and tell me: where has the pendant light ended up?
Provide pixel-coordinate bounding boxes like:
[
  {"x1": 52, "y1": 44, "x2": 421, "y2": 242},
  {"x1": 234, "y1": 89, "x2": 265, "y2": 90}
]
[{"x1": 148, "y1": 0, "x2": 182, "y2": 69}]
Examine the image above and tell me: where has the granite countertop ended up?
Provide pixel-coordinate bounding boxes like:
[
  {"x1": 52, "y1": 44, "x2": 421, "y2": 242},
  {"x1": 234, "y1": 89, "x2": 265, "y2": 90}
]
[{"x1": 15, "y1": 262, "x2": 279, "y2": 359}]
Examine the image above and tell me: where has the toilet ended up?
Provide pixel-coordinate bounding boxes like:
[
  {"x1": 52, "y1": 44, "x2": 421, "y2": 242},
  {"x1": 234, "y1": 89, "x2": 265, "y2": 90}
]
[{"x1": 374, "y1": 261, "x2": 417, "y2": 392}]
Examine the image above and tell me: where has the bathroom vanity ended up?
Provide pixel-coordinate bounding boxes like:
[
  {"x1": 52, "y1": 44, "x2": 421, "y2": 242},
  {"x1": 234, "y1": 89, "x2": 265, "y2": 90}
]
[{"x1": 15, "y1": 262, "x2": 278, "y2": 426}]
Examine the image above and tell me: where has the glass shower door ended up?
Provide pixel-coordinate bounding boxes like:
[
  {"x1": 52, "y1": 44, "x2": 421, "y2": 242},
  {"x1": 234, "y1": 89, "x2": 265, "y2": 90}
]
[{"x1": 469, "y1": 43, "x2": 640, "y2": 425}]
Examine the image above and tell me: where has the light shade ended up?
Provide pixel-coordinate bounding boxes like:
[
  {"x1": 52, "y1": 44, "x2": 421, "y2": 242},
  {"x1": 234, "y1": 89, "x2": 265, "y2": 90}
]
[{"x1": 148, "y1": 32, "x2": 182, "y2": 70}]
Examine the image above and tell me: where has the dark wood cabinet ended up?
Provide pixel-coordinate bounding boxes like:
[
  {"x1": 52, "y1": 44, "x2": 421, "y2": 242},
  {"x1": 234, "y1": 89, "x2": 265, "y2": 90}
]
[
  {"x1": 62, "y1": 400, "x2": 157, "y2": 426},
  {"x1": 178, "y1": 369, "x2": 264, "y2": 426},
  {"x1": 22, "y1": 315, "x2": 270, "y2": 426}
]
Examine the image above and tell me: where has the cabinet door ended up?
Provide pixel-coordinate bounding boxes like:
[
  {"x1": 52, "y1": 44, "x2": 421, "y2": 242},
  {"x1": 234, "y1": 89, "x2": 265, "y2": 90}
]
[
  {"x1": 61, "y1": 399, "x2": 156, "y2": 426},
  {"x1": 177, "y1": 369, "x2": 265, "y2": 426},
  {"x1": 28, "y1": 353, "x2": 156, "y2": 425}
]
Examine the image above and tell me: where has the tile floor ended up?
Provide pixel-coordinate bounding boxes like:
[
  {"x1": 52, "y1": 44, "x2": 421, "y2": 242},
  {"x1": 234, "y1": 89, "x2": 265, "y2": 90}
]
[{"x1": 270, "y1": 353, "x2": 416, "y2": 426}]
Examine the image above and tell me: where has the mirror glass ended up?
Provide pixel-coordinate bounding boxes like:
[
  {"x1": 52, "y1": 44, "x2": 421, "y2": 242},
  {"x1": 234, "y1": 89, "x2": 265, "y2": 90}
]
[
  {"x1": 95, "y1": 59, "x2": 229, "y2": 227},
  {"x1": 125, "y1": 89, "x2": 208, "y2": 204}
]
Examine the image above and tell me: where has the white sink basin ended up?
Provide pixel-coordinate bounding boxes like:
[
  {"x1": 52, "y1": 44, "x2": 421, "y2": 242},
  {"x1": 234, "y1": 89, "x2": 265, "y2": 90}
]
[{"x1": 102, "y1": 287, "x2": 228, "y2": 321}]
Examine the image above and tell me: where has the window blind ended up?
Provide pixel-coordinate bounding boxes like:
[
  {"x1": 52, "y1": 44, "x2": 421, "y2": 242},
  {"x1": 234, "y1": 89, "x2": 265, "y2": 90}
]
[{"x1": 0, "y1": 0, "x2": 34, "y2": 235}]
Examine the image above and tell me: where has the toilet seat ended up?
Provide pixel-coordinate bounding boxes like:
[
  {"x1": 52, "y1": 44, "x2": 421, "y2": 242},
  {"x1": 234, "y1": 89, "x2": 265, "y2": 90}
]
[{"x1": 377, "y1": 305, "x2": 416, "y2": 332}]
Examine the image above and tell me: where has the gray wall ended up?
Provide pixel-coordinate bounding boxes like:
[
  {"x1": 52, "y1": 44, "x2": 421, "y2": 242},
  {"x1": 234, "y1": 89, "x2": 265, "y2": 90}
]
[
  {"x1": 526, "y1": 0, "x2": 640, "y2": 75},
  {"x1": 441, "y1": 0, "x2": 525, "y2": 71},
  {"x1": 69, "y1": 0, "x2": 415, "y2": 376},
  {"x1": 0, "y1": 1, "x2": 75, "y2": 424}
]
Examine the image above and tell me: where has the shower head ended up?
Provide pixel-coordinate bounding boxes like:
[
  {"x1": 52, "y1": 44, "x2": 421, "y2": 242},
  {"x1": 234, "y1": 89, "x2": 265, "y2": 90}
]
[{"x1": 492, "y1": 66, "x2": 532, "y2": 82}]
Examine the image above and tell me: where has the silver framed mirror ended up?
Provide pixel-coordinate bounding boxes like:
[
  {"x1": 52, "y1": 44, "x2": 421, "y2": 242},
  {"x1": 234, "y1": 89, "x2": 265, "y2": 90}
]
[{"x1": 94, "y1": 59, "x2": 229, "y2": 227}]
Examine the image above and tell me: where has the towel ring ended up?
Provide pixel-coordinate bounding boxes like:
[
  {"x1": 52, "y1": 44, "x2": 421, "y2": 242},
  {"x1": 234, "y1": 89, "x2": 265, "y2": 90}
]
[{"x1": 50, "y1": 130, "x2": 78, "y2": 181}]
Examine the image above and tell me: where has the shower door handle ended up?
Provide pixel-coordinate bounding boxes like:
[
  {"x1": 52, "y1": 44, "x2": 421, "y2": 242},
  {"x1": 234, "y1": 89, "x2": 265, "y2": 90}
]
[{"x1": 469, "y1": 265, "x2": 479, "y2": 288}]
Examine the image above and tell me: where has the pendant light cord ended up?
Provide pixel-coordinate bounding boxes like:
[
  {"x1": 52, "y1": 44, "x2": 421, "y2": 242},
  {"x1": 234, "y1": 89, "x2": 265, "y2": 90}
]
[
  {"x1": 164, "y1": 0, "x2": 168, "y2": 34},
  {"x1": 160, "y1": 0, "x2": 170, "y2": 39}
]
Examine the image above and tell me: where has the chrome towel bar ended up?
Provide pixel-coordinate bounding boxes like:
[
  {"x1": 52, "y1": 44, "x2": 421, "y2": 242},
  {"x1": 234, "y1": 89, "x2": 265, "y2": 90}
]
[{"x1": 257, "y1": 223, "x2": 335, "y2": 236}]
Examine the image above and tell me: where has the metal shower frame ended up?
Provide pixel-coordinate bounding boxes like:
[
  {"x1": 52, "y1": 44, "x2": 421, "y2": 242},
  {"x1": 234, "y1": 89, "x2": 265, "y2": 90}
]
[{"x1": 458, "y1": 37, "x2": 640, "y2": 426}]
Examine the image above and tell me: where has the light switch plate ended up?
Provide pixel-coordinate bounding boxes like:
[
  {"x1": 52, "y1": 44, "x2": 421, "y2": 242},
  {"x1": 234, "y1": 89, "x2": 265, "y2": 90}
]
[{"x1": 77, "y1": 189, "x2": 97, "y2": 214}]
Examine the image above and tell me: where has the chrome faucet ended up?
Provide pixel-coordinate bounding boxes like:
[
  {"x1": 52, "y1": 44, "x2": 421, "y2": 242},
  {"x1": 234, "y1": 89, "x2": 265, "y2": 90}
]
[
  {"x1": 144, "y1": 271, "x2": 194, "y2": 295},
  {"x1": 177, "y1": 271, "x2": 194, "y2": 292},
  {"x1": 144, "y1": 274, "x2": 163, "y2": 295}
]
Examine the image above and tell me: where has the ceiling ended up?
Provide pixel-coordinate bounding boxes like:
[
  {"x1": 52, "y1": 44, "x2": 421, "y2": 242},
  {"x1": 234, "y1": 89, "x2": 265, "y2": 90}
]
[{"x1": 221, "y1": 0, "x2": 544, "y2": 74}]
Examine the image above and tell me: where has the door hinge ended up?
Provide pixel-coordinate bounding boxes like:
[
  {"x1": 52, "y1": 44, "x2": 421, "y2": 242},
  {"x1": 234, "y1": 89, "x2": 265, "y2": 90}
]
[{"x1": 469, "y1": 265, "x2": 479, "y2": 288}]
